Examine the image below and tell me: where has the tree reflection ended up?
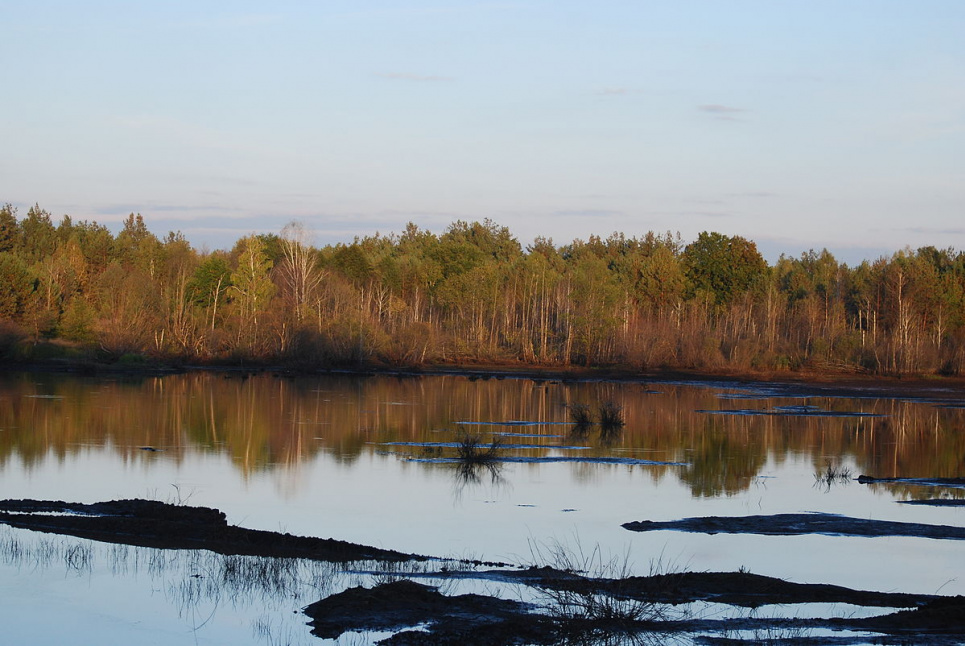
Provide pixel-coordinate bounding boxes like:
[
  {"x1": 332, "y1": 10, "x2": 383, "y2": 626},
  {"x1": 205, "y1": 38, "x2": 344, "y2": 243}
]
[{"x1": 1, "y1": 371, "x2": 964, "y2": 498}]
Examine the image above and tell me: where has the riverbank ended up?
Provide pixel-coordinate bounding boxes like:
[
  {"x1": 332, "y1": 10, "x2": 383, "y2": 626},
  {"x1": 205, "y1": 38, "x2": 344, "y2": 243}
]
[{"x1": 5, "y1": 349, "x2": 965, "y2": 403}]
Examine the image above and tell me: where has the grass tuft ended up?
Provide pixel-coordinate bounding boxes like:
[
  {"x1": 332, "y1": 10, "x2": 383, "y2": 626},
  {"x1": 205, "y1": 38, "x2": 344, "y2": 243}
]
[
  {"x1": 814, "y1": 460, "x2": 854, "y2": 491},
  {"x1": 598, "y1": 401, "x2": 625, "y2": 431},
  {"x1": 527, "y1": 538, "x2": 689, "y2": 641},
  {"x1": 455, "y1": 433, "x2": 502, "y2": 465},
  {"x1": 569, "y1": 403, "x2": 593, "y2": 430}
]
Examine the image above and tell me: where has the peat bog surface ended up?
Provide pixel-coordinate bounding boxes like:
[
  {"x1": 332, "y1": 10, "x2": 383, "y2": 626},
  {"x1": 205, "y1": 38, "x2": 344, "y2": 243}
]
[{"x1": 3, "y1": 498, "x2": 965, "y2": 644}]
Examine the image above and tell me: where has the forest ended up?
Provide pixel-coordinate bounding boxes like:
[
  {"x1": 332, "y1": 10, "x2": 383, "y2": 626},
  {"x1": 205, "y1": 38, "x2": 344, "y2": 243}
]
[{"x1": 1, "y1": 202, "x2": 964, "y2": 376}]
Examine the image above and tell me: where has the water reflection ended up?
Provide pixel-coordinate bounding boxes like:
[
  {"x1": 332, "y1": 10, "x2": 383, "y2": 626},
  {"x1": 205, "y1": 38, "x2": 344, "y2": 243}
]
[
  {"x1": 1, "y1": 371, "x2": 964, "y2": 499},
  {"x1": 0, "y1": 523, "x2": 339, "y2": 645}
]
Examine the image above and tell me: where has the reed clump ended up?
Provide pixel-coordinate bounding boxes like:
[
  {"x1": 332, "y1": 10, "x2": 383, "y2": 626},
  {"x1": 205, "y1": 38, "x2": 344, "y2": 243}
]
[
  {"x1": 568, "y1": 403, "x2": 593, "y2": 431},
  {"x1": 455, "y1": 433, "x2": 502, "y2": 465},
  {"x1": 598, "y1": 401, "x2": 625, "y2": 433}
]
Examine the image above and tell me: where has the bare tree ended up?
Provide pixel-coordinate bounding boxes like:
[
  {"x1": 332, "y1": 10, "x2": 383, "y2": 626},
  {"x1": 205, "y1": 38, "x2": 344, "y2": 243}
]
[{"x1": 279, "y1": 221, "x2": 324, "y2": 325}]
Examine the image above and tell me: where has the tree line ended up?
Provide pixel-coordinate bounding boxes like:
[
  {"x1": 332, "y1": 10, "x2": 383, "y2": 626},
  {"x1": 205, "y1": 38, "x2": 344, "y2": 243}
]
[{"x1": 2, "y1": 202, "x2": 965, "y2": 376}]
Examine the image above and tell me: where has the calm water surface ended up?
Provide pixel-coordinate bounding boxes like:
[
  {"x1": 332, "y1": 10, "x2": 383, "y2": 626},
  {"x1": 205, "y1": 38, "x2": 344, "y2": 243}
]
[{"x1": 1, "y1": 370, "x2": 963, "y2": 644}]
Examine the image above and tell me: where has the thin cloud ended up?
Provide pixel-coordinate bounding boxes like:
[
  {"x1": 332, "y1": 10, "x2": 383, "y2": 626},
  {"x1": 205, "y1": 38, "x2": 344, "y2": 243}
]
[
  {"x1": 553, "y1": 209, "x2": 622, "y2": 218},
  {"x1": 698, "y1": 104, "x2": 749, "y2": 121},
  {"x1": 376, "y1": 72, "x2": 453, "y2": 82},
  {"x1": 651, "y1": 210, "x2": 733, "y2": 219},
  {"x1": 94, "y1": 203, "x2": 243, "y2": 217},
  {"x1": 727, "y1": 191, "x2": 777, "y2": 198},
  {"x1": 599, "y1": 87, "x2": 629, "y2": 96},
  {"x1": 902, "y1": 226, "x2": 965, "y2": 236}
]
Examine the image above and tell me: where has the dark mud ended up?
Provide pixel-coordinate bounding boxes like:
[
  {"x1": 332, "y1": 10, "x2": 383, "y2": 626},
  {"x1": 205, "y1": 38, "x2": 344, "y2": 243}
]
[
  {"x1": 305, "y1": 579, "x2": 557, "y2": 645},
  {"x1": 493, "y1": 566, "x2": 933, "y2": 609},
  {"x1": 305, "y1": 576, "x2": 965, "y2": 646},
  {"x1": 858, "y1": 475, "x2": 965, "y2": 489},
  {"x1": 0, "y1": 498, "x2": 424, "y2": 562},
  {"x1": 898, "y1": 499, "x2": 965, "y2": 507},
  {"x1": 622, "y1": 512, "x2": 965, "y2": 540}
]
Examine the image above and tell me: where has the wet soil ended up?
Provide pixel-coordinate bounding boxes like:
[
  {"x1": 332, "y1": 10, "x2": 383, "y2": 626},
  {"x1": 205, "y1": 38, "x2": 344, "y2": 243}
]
[
  {"x1": 858, "y1": 475, "x2": 965, "y2": 488},
  {"x1": 0, "y1": 498, "x2": 424, "y2": 562},
  {"x1": 306, "y1": 576, "x2": 965, "y2": 646},
  {"x1": 622, "y1": 512, "x2": 965, "y2": 540},
  {"x1": 898, "y1": 499, "x2": 965, "y2": 507},
  {"x1": 491, "y1": 566, "x2": 933, "y2": 609},
  {"x1": 305, "y1": 579, "x2": 557, "y2": 645}
]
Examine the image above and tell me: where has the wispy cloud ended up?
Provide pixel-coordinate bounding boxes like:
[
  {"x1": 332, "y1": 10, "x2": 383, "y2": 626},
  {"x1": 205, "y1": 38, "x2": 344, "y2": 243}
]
[
  {"x1": 599, "y1": 87, "x2": 629, "y2": 96},
  {"x1": 553, "y1": 209, "x2": 622, "y2": 218},
  {"x1": 901, "y1": 226, "x2": 965, "y2": 236},
  {"x1": 726, "y1": 191, "x2": 777, "y2": 198},
  {"x1": 376, "y1": 72, "x2": 453, "y2": 82},
  {"x1": 650, "y1": 210, "x2": 734, "y2": 219},
  {"x1": 698, "y1": 104, "x2": 749, "y2": 121},
  {"x1": 94, "y1": 203, "x2": 244, "y2": 217}
]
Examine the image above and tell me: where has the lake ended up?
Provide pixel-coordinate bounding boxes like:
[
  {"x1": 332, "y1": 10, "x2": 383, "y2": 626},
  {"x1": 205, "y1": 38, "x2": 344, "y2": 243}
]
[{"x1": 1, "y1": 369, "x2": 963, "y2": 644}]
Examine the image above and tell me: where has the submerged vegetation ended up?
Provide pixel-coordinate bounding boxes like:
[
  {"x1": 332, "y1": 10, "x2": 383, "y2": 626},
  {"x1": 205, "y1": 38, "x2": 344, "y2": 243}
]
[{"x1": 3, "y1": 205, "x2": 965, "y2": 376}]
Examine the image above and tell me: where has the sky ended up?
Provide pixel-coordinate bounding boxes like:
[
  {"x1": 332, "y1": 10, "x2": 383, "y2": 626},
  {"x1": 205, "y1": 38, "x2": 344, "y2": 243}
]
[{"x1": 2, "y1": 1, "x2": 963, "y2": 264}]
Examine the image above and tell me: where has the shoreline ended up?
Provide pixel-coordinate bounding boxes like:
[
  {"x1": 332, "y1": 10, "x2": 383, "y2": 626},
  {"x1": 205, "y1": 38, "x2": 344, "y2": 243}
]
[{"x1": 5, "y1": 356, "x2": 965, "y2": 401}]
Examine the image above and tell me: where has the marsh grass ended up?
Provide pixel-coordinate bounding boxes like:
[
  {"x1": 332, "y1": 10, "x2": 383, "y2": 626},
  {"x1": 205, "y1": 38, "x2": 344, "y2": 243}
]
[
  {"x1": 455, "y1": 433, "x2": 503, "y2": 465},
  {"x1": 63, "y1": 542, "x2": 94, "y2": 574},
  {"x1": 569, "y1": 403, "x2": 594, "y2": 431},
  {"x1": 526, "y1": 538, "x2": 689, "y2": 641},
  {"x1": 252, "y1": 615, "x2": 305, "y2": 646},
  {"x1": 569, "y1": 402, "x2": 625, "y2": 442},
  {"x1": 598, "y1": 402, "x2": 625, "y2": 433},
  {"x1": 814, "y1": 461, "x2": 854, "y2": 492}
]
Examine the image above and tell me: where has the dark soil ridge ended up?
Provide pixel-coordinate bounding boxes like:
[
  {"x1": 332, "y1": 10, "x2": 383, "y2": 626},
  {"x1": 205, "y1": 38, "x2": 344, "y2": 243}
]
[
  {"x1": 305, "y1": 579, "x2": 965, "y2": 646},
  {"x1": 858, "y1": 475, "x2": 965, "y2": 488},
  {"x1": 898, "y1": 499, "x2": 965, "y2": 507},
  {"x1": 490, "y1": 566, "x2": 934, "y2": 609},
  {"x1": 0, "y1": 498, "x2": 426, "y2": 563},
  {"x1": 305, "y1": 579, "x2": 556, "y2": 644},
  {"x1": 622, "y1": 512, "x2": 965, "y2": 540}
]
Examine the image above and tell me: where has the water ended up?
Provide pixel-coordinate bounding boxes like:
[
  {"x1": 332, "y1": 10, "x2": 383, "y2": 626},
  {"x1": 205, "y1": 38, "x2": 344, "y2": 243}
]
[{"x1": 0, "y1": 370, "x2": 963, "y2": 644}]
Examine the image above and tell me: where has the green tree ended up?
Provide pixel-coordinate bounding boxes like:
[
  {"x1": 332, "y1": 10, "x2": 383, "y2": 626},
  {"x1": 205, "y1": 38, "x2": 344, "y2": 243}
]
[
  {"x1": 115, "y1": 213, "x2": 163, "y2": 276},
  {"x1": 0, "y1": 252, "x2": 36, "y2": 321},
  {"x1": 18, "y1": 204, "x2": 57, "y2": 265},
  {"x1": 0, "y1": 204, "x2": 17, "y2": 254},
  {"x1": 683, "y1": 232, "x2": 767, "y2": 305},
  {"x1": 230, "y1": 235, "x2": 276, "y2": 351}
]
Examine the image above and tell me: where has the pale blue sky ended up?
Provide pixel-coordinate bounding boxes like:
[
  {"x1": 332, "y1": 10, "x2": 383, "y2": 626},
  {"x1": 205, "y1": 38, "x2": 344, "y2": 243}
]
[{"x1": 2, "y1": 1, "x2": 963, "y2": 263}]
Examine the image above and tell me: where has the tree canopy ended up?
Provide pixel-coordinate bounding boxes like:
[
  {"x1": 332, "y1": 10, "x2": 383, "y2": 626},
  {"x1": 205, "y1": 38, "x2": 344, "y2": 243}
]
[{"x1": 1, "y1": 205, "x2": 964, "y2": 377}]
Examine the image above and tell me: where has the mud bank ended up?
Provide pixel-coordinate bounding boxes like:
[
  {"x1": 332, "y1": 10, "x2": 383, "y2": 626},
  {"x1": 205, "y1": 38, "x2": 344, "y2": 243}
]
[
  {"x1": 858, "y1": 475, "x2": 965, "y2": 488},
  {"x1": 305, "y1": 577, "x2": 965, "y2": 646},
  {"x1": 0, "y1": 498, "x2": 423, "y2": 562},
  {"x1": 622, "y1": 512, "x2": 965, "y2": 540}
]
